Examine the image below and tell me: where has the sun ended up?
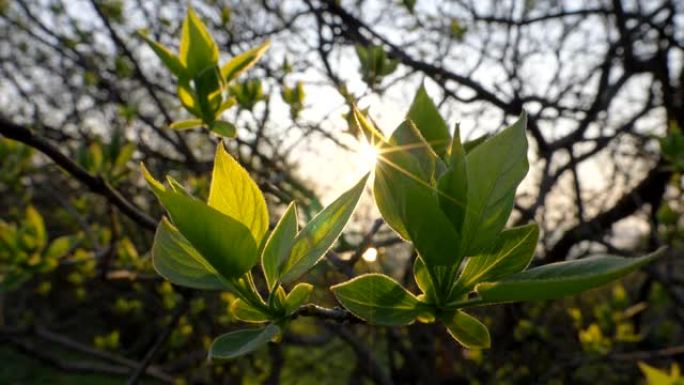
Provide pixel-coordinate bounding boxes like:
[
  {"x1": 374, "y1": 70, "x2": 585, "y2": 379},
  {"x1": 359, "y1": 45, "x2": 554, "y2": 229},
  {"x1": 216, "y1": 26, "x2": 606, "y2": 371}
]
[
  {"x1": 362, "y1": 247, "x2": 378, "y2": 262},
  {"x1": 358, "y1": 140, "x2": 380, "y2": 169}
]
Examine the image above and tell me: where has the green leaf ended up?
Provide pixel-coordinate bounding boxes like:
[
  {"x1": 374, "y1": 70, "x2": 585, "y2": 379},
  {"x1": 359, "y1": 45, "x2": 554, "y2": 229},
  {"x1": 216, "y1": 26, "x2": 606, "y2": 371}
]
[
  {"x1": 413, "y1": 256, "x2": 436, "y2": 301},
  {"x1": 332, "y1": 273, "x2": 420, "y2": 326},
  {"x1": 454, "y1": 223, "x2": 539, "y2": 295},
  {"x1": 436, "y1": 125, "x2": 468, "y2": 233},
  {"x1": 463, "y1": 134, "x2": 489, "y2": 153},
  {"x1": 209, "y1": 324, "x2": 280, "y2": 360},
  {"x1": 280, "y1": 174, "x2": 368, "y2": 284},
  {"x1": 406, "y1": 85, "x2": 451, "y2": 159},
  {"x1": 261, "y1": 202, "x2": 298, "y2": 290},
  {"x1": 372, "y1": 121, "x2": 461, "y2": 297},
  {"x1": 209, "y1": 121, "x2": 237, "y2": 138},
  {"x1": 221, "y1": 40, "x2": 271, "y2": 83},
  {"x1": 231, "y1": 299, "x2": 270, "y2": 323},
  {"x1": 374, "y1": 133, "x2": 459, "y2": 269},
  {"x1": 353, "y1": 106, "x2": 386, "y2": 147},
  {"x1": 25, "y1": 206, "x2": 46, "y2": 250},
  {"x1": 142, "y1": 164, "x2": 257, "y2": 280},
  {"x1": 461, "y1": 113, "x2": 529, "y2": 255},
  {"x1": 638, "y1": 362, "x2": 681, "y2": 385},
  {"x1": 165, "y1": 175, "x2": 191, "y2": 196},
  {"x1": 442, "y1": 310, "x2": 491, "y2": 349},
  {"x1": 208, "y1": 144, "x2": 269, "y2": 245},
  {"x1": 475, "y1": 249, "x2": 663, "y2": 303},
  {"x1": 284, "y1": 282, "x2": 314, "y2": 314},
  {"x1": 44, "y1": 236, "x2": 74, "y2": 259},
  {"x1": 194, "y1": 65, "x2": 223, "y2": 119},
  {"x1": 138, "y1": 32, "x2": 187, "y2": 78},
  {"x1": 387, "y1": 120, "x2": 439, "y2": 180},
  {"x1": 179, "y1": 8, "x2": 219, "y2": 77},
  {"x1": 216, "y1": 97, "x2": 237, "y2": 116},
  {"x1": 169, "y1": 119, "x2": 203, "y2": 130},
  {"x1": 268, "y1": 286, "x2": 287, "y2": 310},
  {"x1": 152, "y1": 218, "x2": 228, "y2": 290},
  {"x1": 177, "y1": 78, "x2": 201, "y2": 117}
]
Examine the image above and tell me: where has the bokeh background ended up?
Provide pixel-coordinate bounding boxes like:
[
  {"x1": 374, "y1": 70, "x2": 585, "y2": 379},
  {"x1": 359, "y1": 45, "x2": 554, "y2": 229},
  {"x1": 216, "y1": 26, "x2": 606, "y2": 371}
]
[{"x1": 0, "y1": 0, "x2": 683, "y2": 384}]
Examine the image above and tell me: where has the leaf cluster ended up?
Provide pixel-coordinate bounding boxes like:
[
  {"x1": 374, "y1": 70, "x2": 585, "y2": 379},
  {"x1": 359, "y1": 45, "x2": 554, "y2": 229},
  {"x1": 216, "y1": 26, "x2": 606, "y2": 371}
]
[
  {"x1": 139, "y1": 8, "x2": 270, "y2": 136},
  {"x1": 141, "y1": 9, "x2": 662, "y2": 358}
]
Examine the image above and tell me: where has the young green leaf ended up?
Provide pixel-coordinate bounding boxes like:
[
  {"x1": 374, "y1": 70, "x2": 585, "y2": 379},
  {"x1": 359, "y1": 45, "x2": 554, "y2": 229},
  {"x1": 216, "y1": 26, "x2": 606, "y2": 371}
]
[
  {"x1": 179, "y1": 8, "x2": 219, "y2": 77},
  {"x1": 231, "y1": 299, "x2": 270, "y2": 323},
  {"x1": 169, "y1": 119, "x2": 203, "y2": 130},
  {"x1": 461, "y1": 113, "x2": 529, "y2": 255},
  {"x1": 43, "y1": 236, "x2": 74, "y2": 259},
  {"x1": 638, "y1": 362, "x2": 681, "y2": 385},
  {"x1": 331, "y1": 273, "x2": 420, "y2": 326},
  {"x1": 194, "y1": 65, "x2": 223, "y2": 119},
  {"x1": 374, "y1": 141, "x2": 460, "y2": 269},
  {"x1": 221, "y1": 40, "x2": 271, "y2": 83},
  {"x1": 283, "y1": 282, "x2": 314, "y2": 315},
  {"x1": 177, "y1": 79, "x2": 201, "y2": 116},
  {"x1": 208, "y1": 144, "x2": 269, "y2": 245},
  {"x1": 442, "y1": 310, "x2": 491, "y2": 349},
  {"x1": 209, "y1": 121, "x2": 237, "y2": 138},
  {"x1": 413, "y1": 256, "x2": 436, "y2": 300},
  {"x1": 352, "y1": 106, "x2": 387, "y2": 148},
  {"x1": 280, "y1": 174, "x2": 368, "y2": 284},
  {"x1": 142, "y1": 164, "x2": 258, "y2": 280},
  {"x1": 436, "y1": 125, "x2": 468, "y2": 233},
  {"x1": 209, "y1": 324, "x2": 280, "y2": 360},
  {"x1": 463, "y1": 134, "x2": 490, "y2": 153},
  {"x1": 25, "y1": 206, "x2": 46, "y2": 251},
  {"x1": 406, "y1": 85, "x2": 451, "y2": 159},
  {"x1": 216, "y1": 97, "x2": 237, "y2": 116},
  {"x1": 152, "y1": 218, "x2": 229, "y2": 290},
  {"x1": 261, "y1": 202, "x2": 298, "y2": 290},
  {"x1": 388, "y1": 120, "x2": 441, "y2": 180},
  {"x1": 138, "y1": 32, "x2": 187, "y2": 78},
  {"x1": 475, "y1": 249, "x2": 663, "y2": 303},
  {"x1": 454, "y1": 223, "x2": 539, "y2": 295}
]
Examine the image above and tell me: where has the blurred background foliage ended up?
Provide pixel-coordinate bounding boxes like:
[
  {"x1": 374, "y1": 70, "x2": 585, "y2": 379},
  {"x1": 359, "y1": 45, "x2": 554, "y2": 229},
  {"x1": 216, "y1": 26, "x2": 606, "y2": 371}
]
[{"x1": 0, "y1": 0, "x2": 683, "y2": 384}]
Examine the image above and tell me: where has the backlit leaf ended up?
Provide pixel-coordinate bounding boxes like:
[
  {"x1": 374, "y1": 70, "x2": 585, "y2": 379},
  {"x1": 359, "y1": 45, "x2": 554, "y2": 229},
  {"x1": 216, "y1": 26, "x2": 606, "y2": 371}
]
[
  {"x1": 208, "y1": 144, "x2": 269, "y2": 245},
  {"x1": 138, "y1": 32, "x2": 187, "y2": 78},
  {"x1": 210, "y1": 324, "x2": 280, "y2": 360},
  {"x1": 179, "y1": 8, "x2": 219, "y2": 77},
  {"x1": 143, "y1": 164, "x2": 258, "y2": 280},
  {"x1": 231, "y1": 299, "x2": 270, "y2": 323},
  {"x1": 475, "y1": 249, "x2": 663, "y2": 303},
  {"x1": 169, "y1": 119, "x2": 203, "y2": 130},
  {"x1": 152, "y1": 218, "x2": 227, "y2": 290},
  {"x1": 262, "y1": 202, "x2": 298, "y2": 290},
  {"x1": 454, "y1": 223, "x2": 539, "y2": 296},
  {"x1": 221, "y1": 40, "x2": 271, "y2": 83},
  {"x1": 442, "y1": 310, "x2": 491, "y2": 349},
  {"x1": 280, "y1": 174, "x2": 368, "y2": 283},
  {"x1": 332, "y1": 273, "x2": 420, "y2": 326},
  {"x1": 406, "y1": 85, "x2": 451, "y2": 159},
  {"x1": 284, "y1": 282, "x2": 313, "y2": 314},
  {"x1": 461, "y1": 113, "x2": 528, "y2": 255},
  {"x1": 436, "y1": 125, "x2": 467, "y2": 233}
]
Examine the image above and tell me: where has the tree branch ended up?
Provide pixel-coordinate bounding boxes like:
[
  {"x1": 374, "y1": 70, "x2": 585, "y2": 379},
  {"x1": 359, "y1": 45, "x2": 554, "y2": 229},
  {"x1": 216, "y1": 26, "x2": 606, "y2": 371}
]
[{"x1": 0, "y1": 117, "x2": 157, "y2": 231}]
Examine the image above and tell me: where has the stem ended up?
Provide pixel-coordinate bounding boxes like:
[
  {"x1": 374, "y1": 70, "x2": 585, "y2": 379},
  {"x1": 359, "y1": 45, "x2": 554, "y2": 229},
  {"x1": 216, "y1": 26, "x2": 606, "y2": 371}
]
[
  {"x1": 443, "y1": 297, "x2": 487, "y2": 310},
  {"x1": 228, "y1": 275, "x2": 270, "y2": 313}
]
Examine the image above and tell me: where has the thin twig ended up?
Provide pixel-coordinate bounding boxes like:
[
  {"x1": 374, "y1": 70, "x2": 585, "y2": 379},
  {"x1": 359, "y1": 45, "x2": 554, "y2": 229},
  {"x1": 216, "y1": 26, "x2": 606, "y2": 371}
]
[{"x1": 125, "y1": 300, "x2": 188, "y2": 385}]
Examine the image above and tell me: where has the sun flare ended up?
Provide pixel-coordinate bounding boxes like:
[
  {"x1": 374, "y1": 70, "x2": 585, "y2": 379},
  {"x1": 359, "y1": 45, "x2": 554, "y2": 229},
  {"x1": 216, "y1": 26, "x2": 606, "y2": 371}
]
[{"x1": 358, "y1": 141, "x2": 380, "y2": 169}]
